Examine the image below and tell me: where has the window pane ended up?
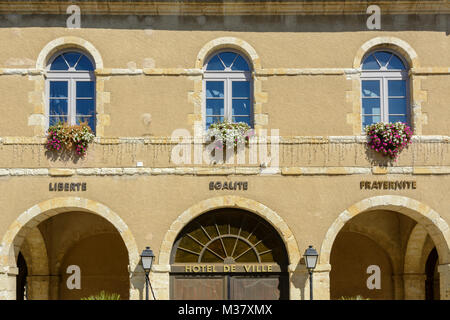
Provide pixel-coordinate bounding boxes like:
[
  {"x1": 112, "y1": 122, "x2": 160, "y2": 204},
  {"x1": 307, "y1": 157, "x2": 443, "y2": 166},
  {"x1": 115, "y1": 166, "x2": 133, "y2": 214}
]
[
  {"x1": 50, "y1": 55, "x2": 69, "y2": 71},
  {"x1": 232, "y1": 116, "x2": 251, "y2": 126},
  {"x1": 76, "y1": 55, "x2": 94, "y2": 71},
  {"x1": 362, "y1": 54, "x2": 380, "y2": 70},
  {"x1": 387, "y1": 55, "x2": 406, "y2": 70},
  {"x1": 232, "y1": 99, "x2": 251, "y2": 116},
  {"x1": 231, "y1": 55, "x2": 250, "y2": 71},
  {"x1": 76, "y1": 116, "x2": 96, "y2": 132},
  {"x1": 362, "y1": 98, "x2": 381, "y2": 115},
  {"x1": 232, "y1": 81, "x2": 250, "y2": 98},
  {"x1": 206, "y1": 99, "x2": 224, "y2": 116},
  {"x1": 373, "y1": 51, "x2": 392, "y2": 67},
  {"x1": 219, "y1": 52, "x2": 237, "y2": 68},
  {"x1": 76, "y1": 99, "x2": 95, "y2": 116},
  {"x1": 50, "y1": 81, "x2": 68, "y2": 98},
  {"x1": 363, "y1": 115, "x2": 381, "y2": 127},
  {"x1": 206, "y1": 116, "x2": 224, "y2": 128},
  {"x1": 76, "y1": 81, "x2": 95, "y2": 98},
  {"x1": 63, "y1": 52, "x2": 82, "y2": 68},
  {"x1": 362, "y1": 80, "x2": 380, "y2": 97},
  {"x1": 388, "y1": 98, "x2": 407, "y2": 115},
  {"x1": 49, "y1": 116, "x2": 68, "y2": 126},
  {"x1": 388, "y1": 80, "x2": 406, "y2": 97},
  {"x1": 50, "y1": 99, "x2": 68, "y2": 115},
  {"x1": 389, "y1": 115, "x2": 407, "y2": 123},
  {"x1": 206, "y1": 81, "x2": 224, "y2": 98},
  {"x1": 206, "y1": 55, "x2": 224, "y2": 71}
]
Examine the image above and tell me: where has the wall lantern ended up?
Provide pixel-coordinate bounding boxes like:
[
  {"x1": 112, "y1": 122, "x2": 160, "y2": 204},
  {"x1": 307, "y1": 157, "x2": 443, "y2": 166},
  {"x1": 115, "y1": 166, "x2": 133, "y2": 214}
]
[
  {"x1": 140, "y1": 246, "x2": 156, "y2": 300},
  {"x1": 303, "y1": 245, "x2": 319, "y2": 300}
]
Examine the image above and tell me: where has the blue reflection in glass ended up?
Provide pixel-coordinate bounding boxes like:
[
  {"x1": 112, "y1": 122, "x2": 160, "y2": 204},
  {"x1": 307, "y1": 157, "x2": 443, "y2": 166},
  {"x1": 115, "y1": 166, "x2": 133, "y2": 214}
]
[
  {"x1": 76, "y1": 99, "x2": 95, "y2": 116},
  {"x1": 76, "y1": 82, "x2": 95, "y2": 98},
  {"x1": 389, "y1": 115, "x2": 407, "y2": 123},
  {"x1": 362, "y1": 99, "x2": 381, "y2": 115},
  {"x1": 362, "y1": 54, "x2": 380, "y2": 70},
  {"x1": 387, "y1": 55, "x2": 406, "y2": 70},
  {"x1": 49, "y1": 116, "x2": 68, "y2": 126},
  {"x1": 231, "y1": 55, "x2": 250, "y2": 71},
  {"x1": 232, "y1": 82, "x2": 250, "y2": 98},
  {"x1": 232, "y1": 99, "x2": 250, "y2": 116},
  {"x1": 50, "y1": 81, "x2": 68, "y2": 98},
  {"x1": 63, "y1": 52, "x2": 82, "y2": 68},
  {"x1": 50, "y1": 55, "x2": 69, "y2": 71},
  {"x1": 373, "y1": 51, "x2": 392, "y2": 67},
  {"x1": 362, "y1": 80, "x2": 380, "y2": 97},
  {"x1": 50, "y1": 99, "x2": 68, "y2": 115},
  {"x1": 232, "y1": 116, "x2": 251, "y2": 126},
  {"x1": 206, "y1": 55, "x2": 224, "y2": 70},
  {"x1": 388, "y1": 80, "x2": 406, "y2": 97},
  {"x1": 388, "y1": 98, "x2": 407, "y2": 114},
  {"x1": 76, "y1": 55, "x2": 94, "y2": 71},
  {"x1": 206, "y1": 81, "x2": 224, "y2": 98},
  {"x1": 219, "y1": 52, "x2": 237, "y2": 68},
  {"x1": 362, "y1": 115, "x2": 381, "y2": 127},
  {"x1": 206, "y1": 99, "x2": 224, "y2": 116}
]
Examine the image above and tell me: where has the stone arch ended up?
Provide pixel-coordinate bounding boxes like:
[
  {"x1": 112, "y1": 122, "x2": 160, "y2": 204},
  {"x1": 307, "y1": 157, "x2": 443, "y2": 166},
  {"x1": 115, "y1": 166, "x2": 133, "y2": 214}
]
[
  {"x1": 159, "y1": 196, "x2": 299, "y2": 268},
  {"x1": 20, "y1": 227, "x2": 50, "y2": 300},
  {"x1": 36, "y1": 36, "x2": 103, "y2": 70},
  {"x1": 353, "y1": 36, "x2": 419, "y2": 69},
  {"x1": 404, "y1": 223, "x2": 429, "y2": 274},
  {"x1": 320, "y1": 196, "x2": 450, "y2": 266},
  {"x1": 195, "y1": 37, "x2": 261, "y2": 70},
  {"x1": 0, "y1": 197, "x2": 140, "y2": 300}
]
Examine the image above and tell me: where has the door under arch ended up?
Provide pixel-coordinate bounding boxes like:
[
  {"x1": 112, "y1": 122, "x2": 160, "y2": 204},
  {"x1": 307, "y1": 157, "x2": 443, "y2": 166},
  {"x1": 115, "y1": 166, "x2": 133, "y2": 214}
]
[{"x1": 170, "y1": 208, "x2": 289, "y2": 300}]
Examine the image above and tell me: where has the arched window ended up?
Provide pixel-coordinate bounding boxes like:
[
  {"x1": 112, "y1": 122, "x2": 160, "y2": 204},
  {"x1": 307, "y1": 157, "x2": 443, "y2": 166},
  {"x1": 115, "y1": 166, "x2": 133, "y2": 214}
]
[
  {"x1": 46, "y1": 50, "x2": 96, "y2": 133},
  {"x1": 204, "y1": 51, "x2": 252, "y2": 128},
  {"x1": 361, "y1": 50, "x2": 409, "y2": 128}
]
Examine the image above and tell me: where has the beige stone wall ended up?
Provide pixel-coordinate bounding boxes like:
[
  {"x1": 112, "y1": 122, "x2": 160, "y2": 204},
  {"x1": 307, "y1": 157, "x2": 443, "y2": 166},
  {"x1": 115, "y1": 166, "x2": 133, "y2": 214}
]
[{"x1": 0, "y1": 7, "x2": 449, "y2": 300}]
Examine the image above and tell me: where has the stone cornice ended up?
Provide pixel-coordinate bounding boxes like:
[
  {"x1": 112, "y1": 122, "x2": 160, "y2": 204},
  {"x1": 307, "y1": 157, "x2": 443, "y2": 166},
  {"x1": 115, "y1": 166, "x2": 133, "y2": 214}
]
[{"x1": 0, "y1": 1, "x2": 448, "y2": 16}]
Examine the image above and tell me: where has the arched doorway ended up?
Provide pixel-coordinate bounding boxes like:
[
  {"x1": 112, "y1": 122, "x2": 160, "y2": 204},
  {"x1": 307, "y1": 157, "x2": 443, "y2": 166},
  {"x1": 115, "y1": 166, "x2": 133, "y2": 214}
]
[
  {"x1": 0, "y1": 197, "x2": 140, "y2": 300},
  {"x1": 170, "y1": 208, "x2": 289, "y2": 300},
  {"x1": 425, "y1": 248, "x2": 440, "y2": 300}
]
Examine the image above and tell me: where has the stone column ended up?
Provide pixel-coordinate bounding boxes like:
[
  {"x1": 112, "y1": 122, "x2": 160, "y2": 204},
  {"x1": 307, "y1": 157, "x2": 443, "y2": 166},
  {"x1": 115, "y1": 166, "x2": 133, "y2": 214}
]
[
  {"x1": 312, "y1": 264, "x2": 331, "y2": 300},
  {"x1": 392, "y1": 274, "x2": 404, "y2": 300},
  {"x1": 129, "y1": 264, "x2": 170, "y2": 300},
  {"x1": 403, "y1": 273, "x2": 426, "y2": 300},
  {"x1": 48, "y1": 275, "x2": 60, "y2": 300},
  {"x1": 26, "y1": 275, "x2": 50, "y2": 300},
  {"x1": 438, "y1": 264, "x2": 450, "y2": 300},
  {"x1": 0, "y1": 266, "x2": 18, "y2": 300},
  {"x1": 290, "y1": 263, "x2": 331, "y2": 300}
]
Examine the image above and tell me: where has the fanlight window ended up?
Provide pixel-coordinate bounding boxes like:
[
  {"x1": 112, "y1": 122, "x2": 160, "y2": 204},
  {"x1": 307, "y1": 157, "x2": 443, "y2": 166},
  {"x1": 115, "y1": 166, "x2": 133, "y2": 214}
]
[
  {"x1": 204, "y1": 51, "x2": 252, "y2": 128},
  {"x1": 361, "y1": 50, "x2": 409, "y2": 128},
  {"x1": 172, "y1": 209, "x2": 288, "y2": 267},
  {"x1": 47, "y1": 51, "x2": 96, "y2": 132}
]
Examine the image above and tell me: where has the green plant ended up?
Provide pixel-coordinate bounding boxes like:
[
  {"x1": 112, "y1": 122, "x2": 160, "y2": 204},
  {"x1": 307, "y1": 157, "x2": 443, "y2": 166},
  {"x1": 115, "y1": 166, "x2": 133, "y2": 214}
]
[
  {"x1": 206, "y1": 120, "x2": 253, "y2": 149},
  {"x1": 81, "y1": 291, "x2": 121, "y2": 300},
  {"x1": 339, "y1": 295, "x2": 370, "y2": 300},
  {"x1": 46, "y1": 121, "x2": 95, "y2": 156}
]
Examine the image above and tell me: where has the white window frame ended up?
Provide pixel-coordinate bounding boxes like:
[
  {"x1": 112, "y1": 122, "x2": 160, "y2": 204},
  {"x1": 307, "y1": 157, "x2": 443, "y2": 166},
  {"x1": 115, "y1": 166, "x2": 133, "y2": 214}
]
[
  {"x1": 45, "y1": 49, "x2": 96, "y2": 132},
  {"x1": 203, "y1": 50, "x2": 253, "y2": 131},
  {"x1": 360, "y1": 50, "x2": 410, "y2": 131}
]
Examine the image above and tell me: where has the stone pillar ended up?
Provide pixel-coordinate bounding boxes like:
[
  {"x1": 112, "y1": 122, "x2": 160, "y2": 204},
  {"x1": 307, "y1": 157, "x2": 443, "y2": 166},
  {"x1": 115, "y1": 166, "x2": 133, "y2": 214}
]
[
  {"x1": 312, "y1": 264, "x2": 331, "y2": 300},
  {"x1": 26, "y1": 275, "x2": 50, "y2": 300},
  {"x1": 129, "y1": 264, "x2": 170, "y2": 300},
  {"x1": 48, "y1": 275, "x2": 60, "y2": 300},
  {"x1": 0, "y1": 266, "x2": 18, "y2": 300},
  {"x1": 438, "y1": 264, "x2": 450, "y2": 300},
  {"x1": 403, "y1": 273, "x2": 426, "y2": 300},
  {"x1": 392, "y1": 274, "x2": 405, "y2": 300},
  {"x1": 288, "y1": 263, "x2": 307, "y2": 300}
]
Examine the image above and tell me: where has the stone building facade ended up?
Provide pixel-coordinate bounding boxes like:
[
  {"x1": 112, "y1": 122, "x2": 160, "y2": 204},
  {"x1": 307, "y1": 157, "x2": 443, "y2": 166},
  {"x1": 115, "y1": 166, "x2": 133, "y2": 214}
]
[{"x1": 0, "y1": 0, "x2": 449, "y2": 300}]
